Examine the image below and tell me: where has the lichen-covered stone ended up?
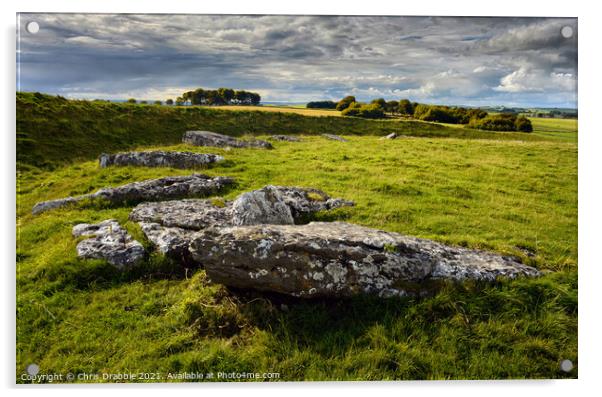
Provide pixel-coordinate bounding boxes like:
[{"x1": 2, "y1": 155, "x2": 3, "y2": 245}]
[
  {"x1": 130, "y1": 199, "x2": 233, "y2": 230},
  {"x1": 99, "y1": 151, "x2": 224, "y2": 169},
  {"x1": 32, "y1": 174, "x2": 234, "y2": 215},
  {"x1": 182, "y1": 131, "x2": 272, "y2": 149},
  {"x1": 269, "y1": 135, "x2": 301, "y2": 142},
  {"x1": 129, "y1": 186, "x2": 354, "y2": 259},
  {"x1": 321, "y1": 133, "x2": 348, "y2": 142},
  {"x1": 230, "y1": 186, "x2": 295, "y2": 226},
  {"x1": 189, "y1": 222, "x2": 540, "y2": 298},
  {"x1": 31, "y1": 196, "x2": 86, "y2": 215},
  {"x1": 72, "y1": 219, "x2": 145, "y2": 268},
  {"x1": 138, "y1": 222, "x2": 198, "y2": 263}
]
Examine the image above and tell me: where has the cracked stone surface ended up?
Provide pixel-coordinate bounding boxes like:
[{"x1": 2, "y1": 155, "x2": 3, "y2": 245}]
[
  {"x1": 189, "y1": 221, "x2": 540, "y2": 298},
  {"x1": 182, "y1": 130, "x2": 272, "y2": 149},
  {"x1": 129, "y1": 186, "x2": 354, "y2": 258},
  {"x1": 32, "y1": 174, "x2": 234, "y2": 215},
  {"x1": 99, "y1": 151, "x2": 224, "y2": 169},
  {"x1": 72, "y1": 219, "x2": 145, "y2": 268}
]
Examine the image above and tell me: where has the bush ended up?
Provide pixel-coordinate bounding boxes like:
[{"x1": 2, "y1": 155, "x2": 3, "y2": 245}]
[
  {"x1": 357, "y1": 103, "x2": 386, "y2": 119},
  {"x1": 398, "y1": 99, "x2": 414, "y2": 115},
  {"x1": 340, "y1": 102, "x2": 362, "y2": 116},
  {"x1": 515, "y1": 116, "x2": 534, "y2": 132},
  {"x1": 341, "y1": 102, "x2": 386, "y2": 119},
  {"x1": 336, "y1": 96, "x2": 356, "y2": 111},
  {"x1": 306, "y1": 101, "x2": 337, "y2": 109},
  {"x1": 467, "y1": 113, "x2": 532, "y2": 132}
]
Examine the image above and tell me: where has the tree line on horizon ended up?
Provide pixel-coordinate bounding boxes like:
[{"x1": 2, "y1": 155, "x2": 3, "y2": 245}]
[
  {"x1": 307, "y1": 96, "x2": 532, "y2": 132},
  {"x1": 175, "y1": 88, "x2": 261, "y2": 106}
]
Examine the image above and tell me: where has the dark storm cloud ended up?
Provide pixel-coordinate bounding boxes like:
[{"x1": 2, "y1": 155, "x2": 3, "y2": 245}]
[{"x1": 17, "y1": 14, "x2": 577, "y2": 107}]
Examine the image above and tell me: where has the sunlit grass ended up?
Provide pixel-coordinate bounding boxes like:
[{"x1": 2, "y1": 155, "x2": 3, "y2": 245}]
[{"x1": 17, "y1": 133, "x2": 577, "y2": 381}]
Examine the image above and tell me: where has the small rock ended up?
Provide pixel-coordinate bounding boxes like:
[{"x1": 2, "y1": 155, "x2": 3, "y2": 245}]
[
  {"x1": 384, "y1": 133, "x2": 398, "y2": 140},
  {"x1": 72, "y1": 219, "x2": 145, "y2": 268},
  {"x1": 189, "y1": 222, "x2": 540, "y2": 298},
  {"x1": 321, "y1": 133, "x2": 348, "y2": 142},
  {"x1": 99, "y1": 151, "x2": 224, "y2": 169},
  {"x1": 32, "y1": 174, "x2": 234, "y2": 215},
  {"x1": 183, "y1": 131, "x2": 272, "y2": 149},
  {"x1": 269, "y1": 135, "x2": 301, "y2": 142}
]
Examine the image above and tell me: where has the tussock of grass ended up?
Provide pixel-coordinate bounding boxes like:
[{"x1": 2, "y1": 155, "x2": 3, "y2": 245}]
[{"x1": 16, "y1": 94, "x2": 577, "y2": 381}]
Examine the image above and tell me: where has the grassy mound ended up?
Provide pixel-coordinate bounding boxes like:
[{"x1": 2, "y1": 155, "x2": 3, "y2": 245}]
[{"x1": 17, "y1": 92, "x2": 546, "y2": 169}]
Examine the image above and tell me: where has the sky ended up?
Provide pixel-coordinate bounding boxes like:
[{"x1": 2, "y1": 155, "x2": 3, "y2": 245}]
[{"x1": 17, "y1": 14, "x2": 578, "y2": 108}]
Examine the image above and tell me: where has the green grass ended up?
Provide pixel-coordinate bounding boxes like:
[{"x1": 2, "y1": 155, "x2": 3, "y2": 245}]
[
  {"x1": 528, "y1": 117, "x2": 578, "y2": 142},
  {"x1": 17, "y1": 129, "x2": 577, "y2": 381}
]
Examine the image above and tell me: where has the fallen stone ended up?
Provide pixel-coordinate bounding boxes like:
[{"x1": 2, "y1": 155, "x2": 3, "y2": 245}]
[
  {"x1": 269, "y1": 135, "x2": 301, "y2": 142},
  {"x1": 99, "y1": 151, "x2": 224, "y2": 169},
  {"x1": 130, "y1": 185, "x2": 353, "y2": 229},
  {"x1": 321, "y1": 133, "x2": 348, "y2": 142},
  {"x1": 183, "y1": 131, "x2": 273, "y2": 149},
  {"x1": 72, "y1": 219, "x2": 145, "y2": 268},
  {"x1": 189, "y1": 222, "x2": 540, "y2": 298},
  {"x1": 129, "y1": 186, "x2": 354, "y2": 258},
  {"x1": 32, "y1": 174, "x2": 234, "y2": 215},
  {"x1": 31, "y1": 197, "x2": 83, "y2": 215}
]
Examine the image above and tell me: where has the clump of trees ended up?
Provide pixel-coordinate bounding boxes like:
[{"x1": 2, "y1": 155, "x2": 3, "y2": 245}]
[
  {"x1": 341, "y1": 102, "x2": 385, "y2": 119},
  {"x1": 176, "y1": 88, "x2": 261, "y2": 106},
  {"x1": 413, "y1": 104, "x2": 487, "y2": 124},
  {"x1": 467, "y1": 114, "x2": 533, "y2": 132},
  {"x1": 309, "y1": 94, "x2": 534, "y2": 132},
  {"x1": 306, "y1": 100, "x2": 337, "y2": 109}
]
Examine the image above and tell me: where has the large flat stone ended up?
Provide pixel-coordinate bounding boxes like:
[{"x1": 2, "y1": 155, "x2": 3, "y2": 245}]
[
  {"x1": 189, "y1": 222, "x2": 540, "y2": 298},
  {"x1": 32, "y1": 174, "x2": 234, "y2": 215},
  {"x1": 99, "y1": 151, "x2": 224, "y2": 169}
]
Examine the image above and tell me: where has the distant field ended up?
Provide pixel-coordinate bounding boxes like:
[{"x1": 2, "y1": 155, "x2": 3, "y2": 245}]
[
  {"x1": 200, "y1": 104, "x2": 342, "y2": 117},
  {"x1": 528, "y1": 117, "x2": 578, "y2": 142},
  {"x1": 193, "y1": 106, "x2": 578, "y2": 143}
]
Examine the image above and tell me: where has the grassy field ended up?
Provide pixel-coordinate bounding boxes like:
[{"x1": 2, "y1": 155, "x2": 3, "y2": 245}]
[
  {"x1": 16, "y1": 94, "x2": 578, "y2": 381},
  {"x1": 527, "y1": 118, "x2": 578, "y2": 142}
]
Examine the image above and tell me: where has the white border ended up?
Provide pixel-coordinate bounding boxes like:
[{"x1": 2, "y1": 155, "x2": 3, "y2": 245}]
[{"x1": 2, "y1": 1, "x2": 600, "y2": 396}]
